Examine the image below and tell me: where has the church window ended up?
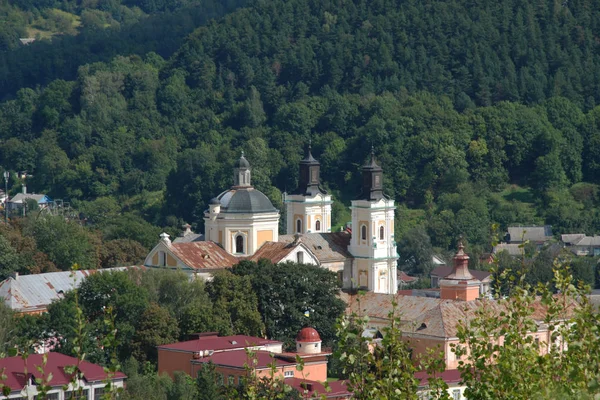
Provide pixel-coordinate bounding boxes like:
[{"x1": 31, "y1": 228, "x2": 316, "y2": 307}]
[
  {"x1": 297, "y1": 251, "x2": 304, "y2": 264},
  {"x1": 296, "y1": 219, "x2": 302, "y2": 233},
  {"x1": 379, "y1": 226, "x2": 385, "y2": 240},
  {"x1": 235, "y1": 235, "x2": 244, "y2": 254},
  {"x1": 315, "y1": 219, "x2": 321, "y2": 231},
  {"x1": 361, "y1": 225, "x2": 367, "y2": 241}
]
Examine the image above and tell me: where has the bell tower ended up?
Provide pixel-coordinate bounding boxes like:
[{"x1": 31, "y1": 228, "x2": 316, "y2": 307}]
[
  {"x1": 348, "y1": 148, "x2": 398, "y2": 294},
  {"x1": 285, "y1": 142, "x2": 333, "y2": 235}
]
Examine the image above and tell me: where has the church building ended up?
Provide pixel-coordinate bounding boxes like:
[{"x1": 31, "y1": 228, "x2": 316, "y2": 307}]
[{"x1": 144, "y1": 145, "x2": 399, "y2": 295}]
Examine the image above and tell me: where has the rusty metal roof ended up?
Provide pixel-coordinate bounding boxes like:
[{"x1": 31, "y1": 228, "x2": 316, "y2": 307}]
[
  {"x1": 279, "y1": 232, "x2": 352, "y2": 263},
  {"x1": 248, "y1": 241, "x2": 298, "y2": 264},
  {"x1": 170, "y1": 242, "x2": 239, "y2": 270},
  {"x1": 0, "y1": 267, "x2": 133, "y2": 313}
]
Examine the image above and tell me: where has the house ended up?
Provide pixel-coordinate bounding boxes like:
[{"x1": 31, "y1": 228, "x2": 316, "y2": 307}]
[
  {"x1": 5, "y1": 186, "x2": 52, "y2": 212},
  {"x1": 144, "y1": 234, "x2": 239, "y2": 279},
  {"x1": 342, "y1": 244, "x2": 565, "y2": 370},
  {"x1": 19, "y1": 38, "x2": 36, "y2": 45},
  {"x1": 0, "y1": 352, "x2": 126, "y2": 399},
  {"x1": 416, "y1": 369, "x2": 466, "y2": 400},
  {"x1": 398, "y1": 271, "x2": 418, "y2": 287},
  {"x1": 492, "y1": 242, "x2": 524, "y2": 257},
  {"x1": 506, "y1": 225, "x2": 553, "y2": 244},
  {"x1": 430, "y1": 265, "x2": 491, "y2": 296},
  {"x1": 561, "y1": 234, "x2": 600, "y2": 256},
  {"x1": 158, "y1": 328, "x2": 351, "y2": 398},
  {"x1": 0, "y1": 267, "x2": 138, "y2": 315}
]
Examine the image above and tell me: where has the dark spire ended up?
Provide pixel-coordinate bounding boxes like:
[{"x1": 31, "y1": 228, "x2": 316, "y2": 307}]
[
  {"x1": 294, "y1": 141, "x2": 325, "y2": 196},
  {"x1": 359, "y1": 147, "x2": 385, "y2": 201},
  {"x1": 233, "y1": 151, "x2": 251, "y2": 187}
]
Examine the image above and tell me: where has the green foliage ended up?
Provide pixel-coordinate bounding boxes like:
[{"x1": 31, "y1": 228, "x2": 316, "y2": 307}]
[
  {"x1": 131, "y1": 303, "x2": 179, "y2": 364},
  {"x1": 232, "y1": 259, "x2": 346, "y2": 347},
  {"x1": 196, "y1": 363, "x2": 224, "y2": 400}
]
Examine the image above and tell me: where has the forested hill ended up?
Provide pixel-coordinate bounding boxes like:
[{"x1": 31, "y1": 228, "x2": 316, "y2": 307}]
[
  {"x1": 171, "y1": 0, "x2": 600, "y2": 109},
  {"x1": 0, "y1": 0, "x2": 249, "y2": 98},
  {"x1": 3, "y1": 0, "x2": 600, "y2": 275}
]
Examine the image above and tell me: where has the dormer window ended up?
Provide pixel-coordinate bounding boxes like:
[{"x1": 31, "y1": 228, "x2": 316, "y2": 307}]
[
  {"x1": 297, "y1": 251, "x2": 304, "y2": 264},
  {"x1": 158, "y1": 251, "x2": 166, "y2": 267}
]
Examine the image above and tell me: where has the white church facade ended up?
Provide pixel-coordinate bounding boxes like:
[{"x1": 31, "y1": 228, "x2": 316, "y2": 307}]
[{"x1": 144, "y1": 145, "x2": 399, "y2": 295}]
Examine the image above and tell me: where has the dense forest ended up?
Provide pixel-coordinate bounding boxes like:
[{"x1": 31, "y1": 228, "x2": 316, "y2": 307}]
[{"x1": 2, "y1": 0, "x2": 600, "y2": 284}]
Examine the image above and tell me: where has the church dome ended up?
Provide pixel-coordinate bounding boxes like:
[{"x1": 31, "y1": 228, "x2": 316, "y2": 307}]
[
  {"x1": 216, "y1": 187, "x2": 277, "y2": 214},
  {"x1": 235, "y1": 153, "x2": 250, "y2": 169},
  {"x1": 296, "y1": 327, "x2": 321, "y2": 343}
]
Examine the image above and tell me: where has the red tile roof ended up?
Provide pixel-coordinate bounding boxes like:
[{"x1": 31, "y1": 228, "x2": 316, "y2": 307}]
[
  {"x1": 279, "y1": 232, "x2": 352, "y2": 263},
  {"x1": 414, "y1": 369, "x2": 462, "y2": 386},
  {"x1": 158, "y1": 334, "x2": 281, "y2": 352},
  {"x1": 194, "y1": 350, "x2": 293, "y2": 369},
  {"x1": 285, "y1": 378, "x2": 351, "y2": 399},
  {"x1": 248, "y1": 241, "x2": 297, "y2": 264},
  {"x1": 169, "y1": 242, "x2": 239, "y2": 270},
  {"x1": 0, "y1": 353, "x2": 126, "y2": 392},
  {"x1": 398, "y1": 271, "x2": 418, "y2": 283}
]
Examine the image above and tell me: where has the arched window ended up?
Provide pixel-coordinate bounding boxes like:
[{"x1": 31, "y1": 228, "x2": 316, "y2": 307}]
[
  {"x1": 235, "y1": 235, "x2": 244, "y2": 254},
  {"x1": 361, "y1": 225, "x2": 367, "y2": 241},
  {"x1": 296, "y1": 219, "x2": 302, "y2": 233},
  {"x1": 379, "y1": 226, "x2": 385, "y2": 240},
  {"x1": 315, "y1": 220, "x2": 321, "y2": 231}
]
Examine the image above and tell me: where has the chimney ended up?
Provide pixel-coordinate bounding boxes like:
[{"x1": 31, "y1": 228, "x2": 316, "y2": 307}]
[
  {"x1": 22, "y1": 184, "x2": 26, "y2": 194},
  {"x1": 160, "y1": 232, "x2": 171, "y2": 246},
  {"x1": 182, "y1": 223, "x2": 192, "y2": 236}
]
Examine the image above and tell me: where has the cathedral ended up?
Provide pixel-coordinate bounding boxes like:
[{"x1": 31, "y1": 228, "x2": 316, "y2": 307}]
[{"x1": 144, "y1": 145, "x2": 399, "y2": 295}]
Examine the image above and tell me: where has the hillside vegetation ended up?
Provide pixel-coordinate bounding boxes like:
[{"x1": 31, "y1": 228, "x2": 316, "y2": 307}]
[{"x1": 1, "y1": 0, "x2": 600, "y2": 281}]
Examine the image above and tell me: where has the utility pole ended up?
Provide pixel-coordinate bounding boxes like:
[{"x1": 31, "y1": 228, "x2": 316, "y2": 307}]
[{"x1": 3, "y1": 171, "x2": 9, "y2": 224}]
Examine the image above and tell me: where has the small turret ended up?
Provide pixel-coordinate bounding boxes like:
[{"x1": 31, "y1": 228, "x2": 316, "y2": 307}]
[
  {"x1": 296, "y1": 327, "x2": 322, "y2": 354},
  {"x1": 359, "y1": 147, "x2": 385, "y2": 201},
  {"x1": 233, "y1": 151, "x2": 252, "y2": 187}
]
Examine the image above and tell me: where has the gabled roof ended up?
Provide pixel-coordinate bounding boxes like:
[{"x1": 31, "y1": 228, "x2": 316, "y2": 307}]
[
  {"x1": 285, "y1": 378, "x2": 351, "y2": 399},
  {"x1": 398, "y1": 271, "x2": 418, "y2": 283},
  {"x1": 173, "y1": 233, "x2": 204, "y2": 243},
  {"x1": 563, "y1": 235, "x2": 600, "y2": 246},
  {"x1": 8, "y1": 193, "x2": 51, "y2": 204},
  {"x1": 430, "y1": 266, "x2": 491, "y2": 282},
  {"x1": 169, "y1": 242, "x2": 239, "y2": 270},
  {"x1": 248, "y1": 241, "x2": 299, "y2": 264},
  {"x1": 279, "y1": 232, "x2": 352, "y2": 263},
  {"x1": 561, "y1": 234, "x2": 586, "y2": 245},
  {"x1": 0, "y1": 267, "x2": 135, "y2": 313},
  {"x1": 415, "y1": 369, "x2": 462, "y2": 387},
  {"x1": 507, "y1": 225, "x2": 552, "y2": 243},
  {"x1": 0, "y1": 352, "x2": 125, "y2": 392},
  {"x1": 158, "y1": 334, "x2": 281, "y2": 353},
  {"x1": 493, "y1": 243, "x2": 523, "y2": 256}
]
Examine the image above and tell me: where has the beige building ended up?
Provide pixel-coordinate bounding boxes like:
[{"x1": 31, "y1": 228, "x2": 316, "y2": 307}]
[
  {"x1": 203, "y1": 152, "x2": 280, "y2": 257},
  {"x1": 284, "y1": 143, "x2": 332, "y2": 235}
]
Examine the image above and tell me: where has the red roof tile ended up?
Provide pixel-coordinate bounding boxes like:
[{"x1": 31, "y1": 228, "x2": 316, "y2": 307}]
[
  {"x1": 194, "y1": 350, "x2": 293, "y2": 369},
  {"x1": 398, "y1": 271, "x2": 418, "y2": 283},
  {"x1": 414, "y1": 369, "x2": 462, "y2": 386},
  {"x1": 285, "y1": 378, "x2": 351, "y2": 399},
  {"x1": 169, "y1": 242, "x2": 239, "y2": 270},
  {"x1": 248, "y1": 241, "x2": 297, "y2": 264},
  {"x1": 431, "y1": 265, "x2": 491, "y2": 282},
  {"x1": 0, "y1": 353, "x2": 126, "y2": 392},
  {"x1": 158, "y1": 334, "x2": 281, "y2": 352}
]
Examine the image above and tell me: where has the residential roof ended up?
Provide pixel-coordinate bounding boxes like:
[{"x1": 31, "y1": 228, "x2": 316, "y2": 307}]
[
  {"x1": 565, "y1": 235, "x2": 600, "y2": 247},
  {"x1": 0, "y1": 352, "x2": 126, "y2": 392},
  {"x1": 492, "y1": 243, "x2": 523, "y2": 256},
  {"x1": 415, "y1": 369, "x2": 461, "y2": 387},
  {"x1": 561, "y1": 234, "x2": 586, "y2": 245},
  {"x1": 8, "y1": 193, "x2": 51, "y2": 204},
  {"x1": 398, "y1": 271, "x2": 418, "y2": 283},
  {"x1": 0, "y1": 267, "x2": 133, "y2": 313},
  {"x1": 169, "y1": 242, "x2": 239, "y2": 270},
  {"x1": 194, "y1": 350, "x2": 293, "y2": 369},
  {"x1": 248, "y1": 241, "x2": 298, "y2": 264},
  {"x1": 285, "y1": 378, "x2": 351, "y2": 399},
  {"x1": 158, "y1": 334, "x2": 281, "y2": 353},
  {"x1": 507, "y1": 226, "x2": 552, "y2": 243},
  {"x1": 279, "y1": 232, "x2": 352, "y2": 263},
  {"x1": 430, "y1": 266, "x2": 491, "y2": 282}
]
